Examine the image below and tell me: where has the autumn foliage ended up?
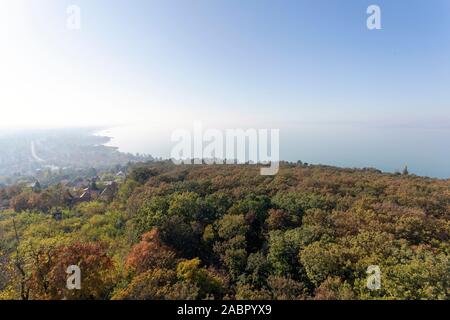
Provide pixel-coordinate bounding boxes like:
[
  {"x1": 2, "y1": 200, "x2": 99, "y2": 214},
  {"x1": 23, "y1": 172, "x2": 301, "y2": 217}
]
[{"x1": 1, "y1": 162, "x2": 449, "y2": 300}]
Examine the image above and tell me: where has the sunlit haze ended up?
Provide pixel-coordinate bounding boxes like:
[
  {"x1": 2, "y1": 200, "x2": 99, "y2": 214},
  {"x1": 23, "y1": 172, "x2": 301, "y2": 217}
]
[{"x1": 1, "y1": 0, "x2": 449, "y2": 176}]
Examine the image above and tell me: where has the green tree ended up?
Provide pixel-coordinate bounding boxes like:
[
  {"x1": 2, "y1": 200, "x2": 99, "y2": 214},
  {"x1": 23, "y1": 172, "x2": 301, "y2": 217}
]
[
  {"x1": 176, "y1": 258, "x2": 223, "y2": 299},
  {"x1": 267, "y1": 228, "x2": 306, "y2": 279}
]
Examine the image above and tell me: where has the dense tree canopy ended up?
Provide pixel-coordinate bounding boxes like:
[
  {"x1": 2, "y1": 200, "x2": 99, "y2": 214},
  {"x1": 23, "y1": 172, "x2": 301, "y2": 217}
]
[{"x1": 0, "y1": 162, "x2": 448, "y2": 300}]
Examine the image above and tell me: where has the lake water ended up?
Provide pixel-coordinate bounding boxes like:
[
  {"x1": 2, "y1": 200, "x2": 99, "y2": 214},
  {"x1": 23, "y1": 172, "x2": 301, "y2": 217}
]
[{"x1": 99, "y1": 123, "x2": 450, "y2": 179}]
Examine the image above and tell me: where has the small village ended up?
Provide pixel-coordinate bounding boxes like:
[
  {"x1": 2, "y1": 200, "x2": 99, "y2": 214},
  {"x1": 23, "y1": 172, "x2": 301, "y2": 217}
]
[{"x1": 0, "y1": 170, "x2": 127, "y2": 214}]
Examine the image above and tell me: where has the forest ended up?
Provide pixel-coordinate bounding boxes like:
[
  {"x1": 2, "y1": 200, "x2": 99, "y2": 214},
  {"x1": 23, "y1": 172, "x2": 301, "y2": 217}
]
[{"x1": 0, "y1": 162, "x2": 448, "y2": 300}]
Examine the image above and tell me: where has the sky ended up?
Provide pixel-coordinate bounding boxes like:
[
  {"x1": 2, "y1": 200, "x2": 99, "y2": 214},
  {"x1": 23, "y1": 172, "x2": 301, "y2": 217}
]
[{"x1": 1, "y1": 0, "x2": 449, "y2": 176}]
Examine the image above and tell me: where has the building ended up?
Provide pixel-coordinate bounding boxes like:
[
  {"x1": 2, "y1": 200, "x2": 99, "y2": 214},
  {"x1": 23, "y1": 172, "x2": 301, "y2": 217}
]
[
  {"x1": 28, "y1": 180, "x2": 42, "y2": 192},
  {"x1": 100, "y1": 181, "x2": 118, "y2": 202},
  {"x1": 77, "y1": 186, "x2": 100, "y2": 203}
]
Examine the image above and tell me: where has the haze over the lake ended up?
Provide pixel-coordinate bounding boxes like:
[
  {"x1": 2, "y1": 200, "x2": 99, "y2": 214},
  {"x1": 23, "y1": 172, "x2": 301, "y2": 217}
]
[
  {"x1": 99, "y1": 122, "x2": 450, "y2": 179},
  {"x1": 1, "y1": 1, "x2": 449, "y2": 178}
]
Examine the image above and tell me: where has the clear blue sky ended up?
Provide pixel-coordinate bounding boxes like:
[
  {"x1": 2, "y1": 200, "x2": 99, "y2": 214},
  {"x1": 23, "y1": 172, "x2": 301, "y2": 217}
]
[
  {"x1": 91, "y1": 0, "x2": 449, "y2": 121},
  {"x1": 7, "y1": 0, "x2": 448, "y2": 124},
  {"x1": 2, "y1": 0, "x2": 450, "y2": 177}
]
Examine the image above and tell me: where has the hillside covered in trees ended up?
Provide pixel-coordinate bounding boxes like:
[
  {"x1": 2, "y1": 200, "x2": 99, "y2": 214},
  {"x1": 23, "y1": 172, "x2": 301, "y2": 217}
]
[{"x1": 0, "y1": 162, "x2": 448, "y2": 300}]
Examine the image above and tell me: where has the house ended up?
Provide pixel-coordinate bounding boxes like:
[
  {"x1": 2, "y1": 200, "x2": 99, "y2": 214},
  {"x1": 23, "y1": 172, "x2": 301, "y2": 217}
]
[
  {"x1": 77, "y1": 186, "x2": 100, "y2": 203},
  {"x1": 28, "y1": 180, "x2": 41, "y2": 192},
  {"x1": 100, "y1": 181, "x2": 118, "y2": 202},
  {"x1": 116, "y1": 171, "x2": 126, "y2": 180}
]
